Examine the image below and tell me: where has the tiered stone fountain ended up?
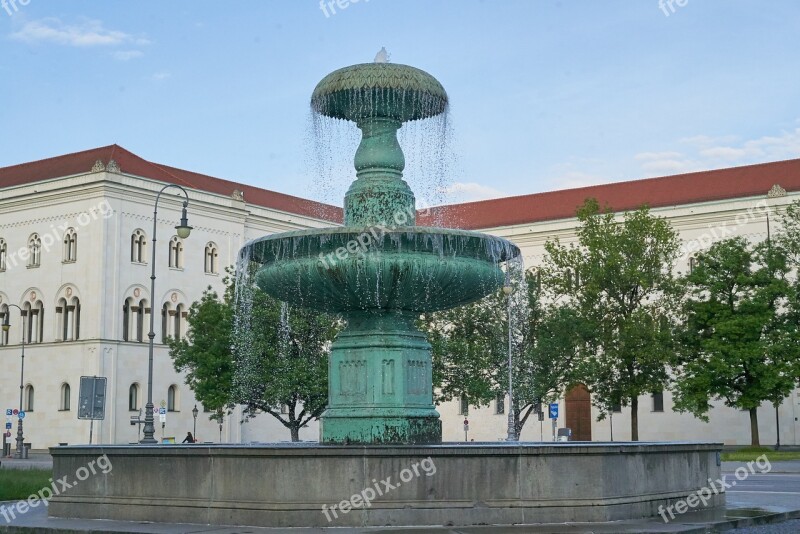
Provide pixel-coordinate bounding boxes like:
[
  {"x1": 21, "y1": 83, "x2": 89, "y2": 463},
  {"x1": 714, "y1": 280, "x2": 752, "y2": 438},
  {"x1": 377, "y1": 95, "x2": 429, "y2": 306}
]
[{"x1": 48, "y1": 58, "x2": 725, "y2": 529}]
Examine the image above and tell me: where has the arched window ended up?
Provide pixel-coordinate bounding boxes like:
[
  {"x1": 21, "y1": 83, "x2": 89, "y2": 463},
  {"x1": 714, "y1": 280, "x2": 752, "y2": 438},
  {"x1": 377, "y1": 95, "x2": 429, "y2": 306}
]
[
  {"x1": 122, "y1": 297, "x2": 148, "y2": 342},
  {"x1": 63, "y1": 228, "x2": 77, "y2": 262},
  {"x1": 129, "y1": 383, "x2": 140, "y2": 411},
  {"x1": 131, "y1": 230, "x2": 147, "y2": 263},
  {"x1": 60, "y1": 383, "x2": 71, "y2": 411},
  {"x1": 56, "y1": 296, "x2": 80, "y2": 342},
  {"x1": 174, "y1": 303, "x2": 185, "y2": 341},
  {"x1": 24, "y1": 385, "x2": 34, "y2": 412},
  {"x1": 167, "y1": 385, "x2": 178, "y2": 412},
  {"x1": 0, "y1": 304, "x2": 8, "y2": 346},
  {"x1": 0, "y1": 238, "x2": 7, "y2": 271},
  {"x1": 22, "y1": 300, "x2": 44, "y2": 343},
  {"x1": 161, "y1": 302, "x2": 172, "y2": 343},
  {"x1": 204, "y1": 243, "x2": 219, "y2": 274},
  {"x1": 168, "y1": 236, "x2": 183, "y2": 269},
  {"x1": 28, "y1": 234, "x2": 41, "y2": 268}
]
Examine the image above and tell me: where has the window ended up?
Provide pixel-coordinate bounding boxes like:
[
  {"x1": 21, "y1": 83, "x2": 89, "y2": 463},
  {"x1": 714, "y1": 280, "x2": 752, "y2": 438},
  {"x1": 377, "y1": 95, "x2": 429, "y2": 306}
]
[
  {"x1": 22, "y1": 300, "x2": 44, "y2": 343},
  {"x1": 0, "y1": 238, "x2": 7, "y2": 271},
  {"x1": 652, "y1": 391, "x2": 665, "y2": 413},
  {"x1": 205, "y1": 243, "x2": 219, "y2": 274},
  {"x1": 495, "y1": 393, "x2": 505, "y2": 415},
  {"x1": 63, "y1": 228, "x2": 77, "y2": 262},
  {"x1": 167, "y1": 385, "x2": 178, "y2": 412},
  {"x1": 28, "y1": 234, "x2": 41, "y2": 268},
  {"x1": 689, "y1": 256, "x2": 696, "y2": 274},
  {"x1": 611, "y1": 401, "x2": 622, "y2": 413},
  {"x1": 24, "y1": 385, "x2": 34, "y2": 412},
  {"x1": 161, "y1": 302, "x2": 172, "y2": 343},
  {"x1": 280, "y1": 404, "x2": 290, "y2": 414},
  {"x1": 174, "y1": 303, "x2": 185, "y2": 341},
  {"x1": 124, "y1": 298, "x2": 149, "y2": 342},
  {"x1": 60, "y1": 383, "x2": 71, "y2": 411},
  {"x1": 131, "y1": 230, "x2": 147, "y2": 263},
  {"x1": 129, "y1": 384, "x2": 140, "y2": 411},
  {"x1": 458, "y1": 396, "x2": 469, "y2": 416},
  {"x1": 56, "y1": 297, "x2": 81, "y2": 341},
  {"x1": 168, "y1": 236, "x2": 183, "y2": 269},
  {"x1": 0, "y1": 304, "x2": 8, "y2": 346}
]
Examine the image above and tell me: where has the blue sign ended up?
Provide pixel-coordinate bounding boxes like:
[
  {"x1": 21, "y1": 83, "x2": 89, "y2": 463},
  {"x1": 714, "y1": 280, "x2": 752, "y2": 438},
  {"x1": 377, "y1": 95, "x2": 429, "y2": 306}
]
[
  {"x1": 5, "y1": 409, "x2": 11, "y2": 416},
  {"x1": 5, "y1": 422, "x2": 11, "y2": 429},
  {"x1": 159, "y1": 408, "x2": 167, "y2": 415},
  {"x1": 548, "y1": 403, "x2": 559, "y2": 419},
  {"x1": 18, "y1": 411, "x2": 25, "y2": 420}
]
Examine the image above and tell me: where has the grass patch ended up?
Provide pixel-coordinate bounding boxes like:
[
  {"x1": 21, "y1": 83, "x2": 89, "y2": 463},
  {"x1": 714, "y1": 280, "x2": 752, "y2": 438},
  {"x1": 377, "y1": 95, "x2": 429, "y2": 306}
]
[
  {"x1": 0, "y1": 469, "x2": 53, "y2": 501},
  {"x1": 721, "y1": 446, "x2": 800, "y2": 462}
]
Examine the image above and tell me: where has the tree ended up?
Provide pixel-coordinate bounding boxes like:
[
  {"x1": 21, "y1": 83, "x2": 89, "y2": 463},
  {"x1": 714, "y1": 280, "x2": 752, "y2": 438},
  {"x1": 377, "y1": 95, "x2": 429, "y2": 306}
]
[
  {"x1": 169, "y1": 276, "x2": 341, "y2": 441},
  {"x1": 422, "y1": 270, "x2": 583, "y2": 438},
  {"x1": 672, "y1": 237, "x2": 796, "y2": 446},
  {"x1": 542, "y1": 198, "x2": 681, "y2": 441}
]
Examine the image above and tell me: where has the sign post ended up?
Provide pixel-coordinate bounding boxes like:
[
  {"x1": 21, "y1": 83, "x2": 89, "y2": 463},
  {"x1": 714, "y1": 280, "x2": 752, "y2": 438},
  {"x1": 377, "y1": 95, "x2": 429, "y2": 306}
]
[
  {"x1": 78, "y1": 376, "x2": 107, "y2": 444},
  {"x1": 463, "y1": 418, "x2": 469, "y2": 442},
  {"x1": 549, "y1": 403, "x2": 559, "y2": 442}
]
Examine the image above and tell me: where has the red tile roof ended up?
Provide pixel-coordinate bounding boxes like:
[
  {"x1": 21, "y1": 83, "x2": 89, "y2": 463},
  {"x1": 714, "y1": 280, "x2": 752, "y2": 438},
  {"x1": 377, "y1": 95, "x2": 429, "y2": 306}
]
[
  {"x1": 418, "y1": 158, "x2": 800, "y2": 229},
  {"x1": 2, "y1": 145, "x2": 799, "y2": 230},
  {"x1": 0, "y1": 145, "x2": 343, "y2": 223}
]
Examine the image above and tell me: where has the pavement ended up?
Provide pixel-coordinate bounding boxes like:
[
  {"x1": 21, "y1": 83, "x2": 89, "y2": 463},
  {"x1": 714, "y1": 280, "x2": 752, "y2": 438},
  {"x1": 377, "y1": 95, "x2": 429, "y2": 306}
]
[
  {"x1": 0, "y1": 462, "x2": 799, "y2": 533},
  {"x1": 0, "y1": 452, "x2": 53, "y2": 470}
]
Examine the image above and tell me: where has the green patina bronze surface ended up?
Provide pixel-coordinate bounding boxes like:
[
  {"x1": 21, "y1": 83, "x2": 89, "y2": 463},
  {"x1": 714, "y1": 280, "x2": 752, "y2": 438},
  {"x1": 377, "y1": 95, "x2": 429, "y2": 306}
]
[{"x1": 243, "y1": 61, "x2": 519, "y2": 444}]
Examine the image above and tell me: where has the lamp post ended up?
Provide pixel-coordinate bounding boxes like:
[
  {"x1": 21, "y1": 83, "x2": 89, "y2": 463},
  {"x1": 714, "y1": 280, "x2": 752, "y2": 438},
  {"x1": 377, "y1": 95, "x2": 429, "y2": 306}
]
[
  {"x1": 502, "y1": 282, "x2": 516, "y2": 441},
  {"x1": 141, "y1": 185, "x2": 192, "y2": 444},
  {"x1": 2, "y1": 304, "x2": 26, "y2": 458},
  {"x1": 192, "y1": 404, "x2": 198, "y2": 442}
]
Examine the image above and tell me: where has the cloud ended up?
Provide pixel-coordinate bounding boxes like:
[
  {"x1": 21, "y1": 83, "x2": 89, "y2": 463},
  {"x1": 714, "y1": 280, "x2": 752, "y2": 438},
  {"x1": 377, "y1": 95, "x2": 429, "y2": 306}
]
[
  {"x1": 636, "y1": 126, "x2": 800, "y2": 177},
  {"x1": 438, "y1": 182, "x2": 506, "y2": 203},
  {"x1": 151, "y1": 71, "x2": 172, "y2": 81},
  {"x1": 112, "y1": 50, "x2": 144, "y2": 61},
  {"x1": 10, "y1": 18, "x2": 145, "y2": 48}
]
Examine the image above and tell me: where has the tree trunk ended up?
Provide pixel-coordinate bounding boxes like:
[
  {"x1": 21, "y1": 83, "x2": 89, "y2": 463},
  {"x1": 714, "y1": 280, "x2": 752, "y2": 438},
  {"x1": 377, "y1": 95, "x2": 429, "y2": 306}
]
[
  {"x1": 630, "y1": 396, "x2": 639, "y2": 442},
  {"x1": 290, "y1": 425, "x2": 300, "y2": 442},
  {"x1": 749, "y1": 407, "x2": 760, "y2": 446}
]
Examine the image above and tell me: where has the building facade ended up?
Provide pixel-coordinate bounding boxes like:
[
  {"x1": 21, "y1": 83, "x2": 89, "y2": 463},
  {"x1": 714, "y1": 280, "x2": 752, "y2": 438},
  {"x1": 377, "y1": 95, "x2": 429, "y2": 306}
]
[{"x1": 1, "y1": 145, "x2": 799, "y2": 449}]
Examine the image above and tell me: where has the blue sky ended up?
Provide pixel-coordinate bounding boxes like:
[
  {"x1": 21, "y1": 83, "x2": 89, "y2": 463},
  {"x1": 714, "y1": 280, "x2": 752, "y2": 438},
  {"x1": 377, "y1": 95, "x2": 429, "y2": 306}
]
[{"x1": 1, "y1": 1, "x2": 799, "y2": 206}]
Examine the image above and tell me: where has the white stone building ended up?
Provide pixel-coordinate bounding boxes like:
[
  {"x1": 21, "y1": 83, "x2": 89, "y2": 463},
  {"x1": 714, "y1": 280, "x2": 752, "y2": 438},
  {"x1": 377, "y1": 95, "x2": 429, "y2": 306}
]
[{"x1": 1, "y1": 145, "x2": 798, "y2": 449}]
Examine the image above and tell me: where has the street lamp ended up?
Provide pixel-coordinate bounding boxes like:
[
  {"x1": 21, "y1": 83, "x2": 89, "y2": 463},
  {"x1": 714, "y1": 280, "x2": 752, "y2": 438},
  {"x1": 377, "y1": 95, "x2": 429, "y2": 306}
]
[
  {"x1": 502, "y1": 281, "x2": 517, "y2": 441},
  {"x1": 141, "y1": 185, "x2": 192, "y2": 444},
  {"x1": 192, "y1": 404, "x2": 198, "y2": 442},
  {"x1": 2, "y1": 304, "x2": 26, "y2": 458}
]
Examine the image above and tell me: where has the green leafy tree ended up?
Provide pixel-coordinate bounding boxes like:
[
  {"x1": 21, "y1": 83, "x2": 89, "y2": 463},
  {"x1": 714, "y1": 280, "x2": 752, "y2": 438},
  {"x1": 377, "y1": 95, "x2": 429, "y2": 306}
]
[
  {"x1": 422, "y1": 270, "x2": 583, "y2": 438},
  {"x1": 672, "y1": 237, "x2": 796, "y2": 446},
  {"x1": 169, "y1": 276, "x2": 341, "y2": 441},
  {"x1": 543, "y1": 198, "x2": 681, "y2": 441}
]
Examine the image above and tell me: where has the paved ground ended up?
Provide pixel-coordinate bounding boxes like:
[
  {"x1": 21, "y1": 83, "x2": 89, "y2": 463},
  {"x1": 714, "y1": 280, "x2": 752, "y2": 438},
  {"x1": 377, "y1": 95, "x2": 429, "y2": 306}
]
[
  {"x1": 1, "y1": 465, "x2": 799, "y2": 533},
  {"x1": 0, "y1": 452, "x2": 53, "y2": 470}
]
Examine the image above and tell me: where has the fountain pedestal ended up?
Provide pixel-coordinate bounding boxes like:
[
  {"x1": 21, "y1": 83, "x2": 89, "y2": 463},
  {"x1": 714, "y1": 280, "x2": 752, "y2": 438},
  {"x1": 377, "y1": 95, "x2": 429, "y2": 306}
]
[{"x1": 321, "y1": 312, "x2": 442, "y2": 444}]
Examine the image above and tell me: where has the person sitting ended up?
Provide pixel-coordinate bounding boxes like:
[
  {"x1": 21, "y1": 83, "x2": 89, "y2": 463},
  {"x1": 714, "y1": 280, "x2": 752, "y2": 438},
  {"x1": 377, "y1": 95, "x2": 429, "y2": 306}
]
[{"x1": 182, "y1": 431, "x2": 195, "y2": 444}]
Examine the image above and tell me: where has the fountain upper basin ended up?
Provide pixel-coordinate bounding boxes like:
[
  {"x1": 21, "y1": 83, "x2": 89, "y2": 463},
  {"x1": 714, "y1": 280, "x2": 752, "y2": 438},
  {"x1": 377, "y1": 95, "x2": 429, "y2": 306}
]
[{"x1": 244, "y1": 226, "x2": 519, "y2": 314}]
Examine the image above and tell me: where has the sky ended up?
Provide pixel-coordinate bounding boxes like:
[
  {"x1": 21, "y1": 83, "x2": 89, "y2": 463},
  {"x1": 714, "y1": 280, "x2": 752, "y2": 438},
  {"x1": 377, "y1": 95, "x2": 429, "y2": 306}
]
[{"x1": 1, "y1": 0, "x2": 799, "y2": 206}]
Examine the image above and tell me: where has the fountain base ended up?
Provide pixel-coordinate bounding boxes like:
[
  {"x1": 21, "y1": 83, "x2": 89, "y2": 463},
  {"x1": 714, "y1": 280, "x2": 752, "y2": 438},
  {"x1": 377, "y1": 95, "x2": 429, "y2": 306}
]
[{"x1": 321, "y1": 312, "x2": 442, "y2": 444}]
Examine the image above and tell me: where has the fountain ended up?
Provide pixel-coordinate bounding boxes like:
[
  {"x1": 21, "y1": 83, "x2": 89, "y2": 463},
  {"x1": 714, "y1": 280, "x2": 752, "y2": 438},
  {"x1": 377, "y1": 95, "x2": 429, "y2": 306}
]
[
  {"x1": 241, "y1": 59, "x2": 519, "y2": 445},
  {"x1": 48, "y1": 57, "x2": 725, "y2": 529}
]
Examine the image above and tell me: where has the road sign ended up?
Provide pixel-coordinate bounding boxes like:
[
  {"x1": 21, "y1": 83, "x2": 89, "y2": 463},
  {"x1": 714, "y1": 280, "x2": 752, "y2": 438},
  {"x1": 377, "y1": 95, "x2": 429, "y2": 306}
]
[
  {"x1": 4, "y1": 431, "x2": 9, "y2": 438},
  {"x1": 463, "y1": 418, "x2": 469, "y2": 432},
  {"x1": 5, "y1": 409, "x2": 11, "y2": 416},
  {"x1": 548, "y1": 403, "x2": 559, "y2": 419},
  {"x1": 78, "y1": 376, "x2": 107, "y2": 420},
  {"x1": 4, "y1": 422, "x2": 10, "y2": 429},
  {"x1": 159, "y1": 414, "x2": 166, "y2": 423},
  {"x1": 18, "y1": 411, "x2": 25, "y2": 420},
  {"x1": 12, "y1": 409, "x2": 18, "y2": 415},
  {"x1": 159, "y1": 408, "x2": 167, "y2": 415}
]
